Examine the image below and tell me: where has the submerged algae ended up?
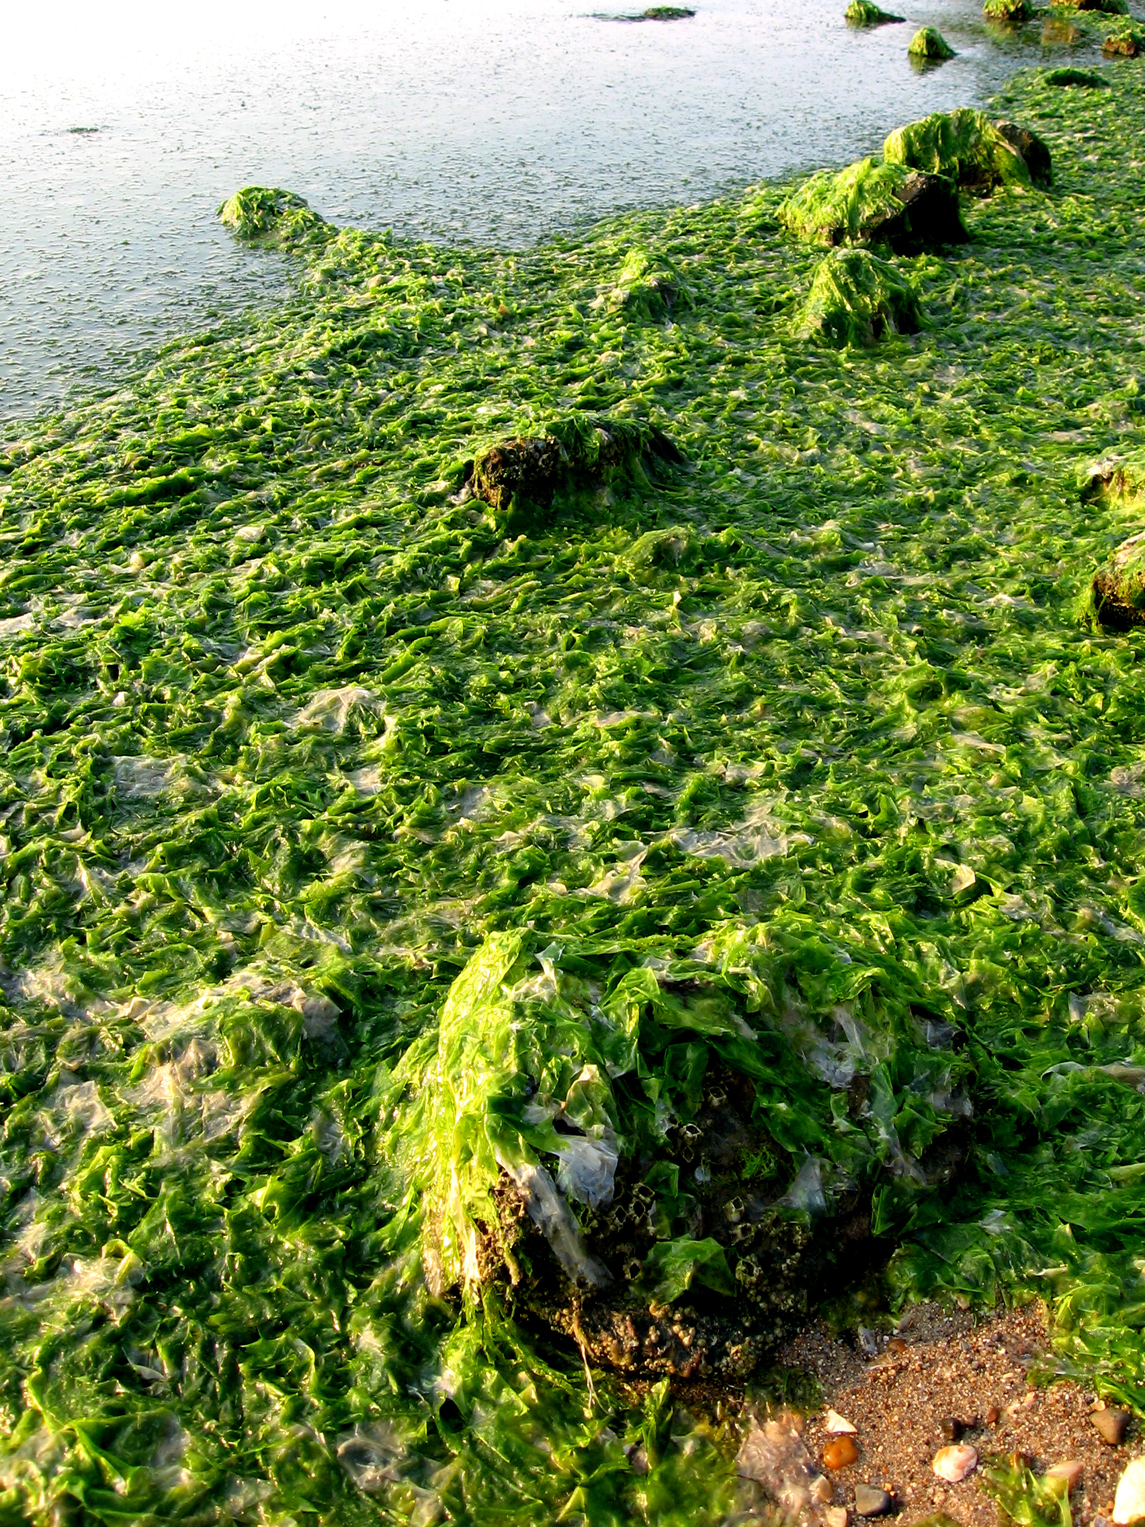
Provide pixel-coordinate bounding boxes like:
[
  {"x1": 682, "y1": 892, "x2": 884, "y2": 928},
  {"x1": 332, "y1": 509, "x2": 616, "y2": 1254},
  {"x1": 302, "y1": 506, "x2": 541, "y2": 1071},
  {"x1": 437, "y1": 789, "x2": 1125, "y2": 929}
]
[{"x1": 4, "y1": 60, "x2": 1145, "y2": 1527}]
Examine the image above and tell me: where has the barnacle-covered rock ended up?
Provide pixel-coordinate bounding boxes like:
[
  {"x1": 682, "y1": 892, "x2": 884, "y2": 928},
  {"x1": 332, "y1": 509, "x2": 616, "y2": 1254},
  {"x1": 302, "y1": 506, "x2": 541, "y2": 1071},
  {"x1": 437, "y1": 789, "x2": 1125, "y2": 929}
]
[
  {"x1": 884, "y1": 109, "x2": 1051, "y2": 193},
  {"x1": 779, "y1": 159, "x2": 967, "y2": 252},
  {"x1": 797, "y1": 248, "x2": 922, "y2": 348}
]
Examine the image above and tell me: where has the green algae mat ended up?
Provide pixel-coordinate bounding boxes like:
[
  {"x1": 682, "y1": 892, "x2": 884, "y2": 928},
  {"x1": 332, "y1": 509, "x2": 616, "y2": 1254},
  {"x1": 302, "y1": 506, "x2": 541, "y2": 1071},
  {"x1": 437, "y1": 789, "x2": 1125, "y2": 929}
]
[{"x1": 2, "y1": 61, "x2": 1145, "y2": 1527}]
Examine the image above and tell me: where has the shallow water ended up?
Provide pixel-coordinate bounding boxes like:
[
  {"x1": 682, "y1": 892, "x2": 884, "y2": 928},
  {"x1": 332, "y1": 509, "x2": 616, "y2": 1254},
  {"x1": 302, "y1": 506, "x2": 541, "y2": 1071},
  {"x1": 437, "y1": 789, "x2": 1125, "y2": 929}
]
[{"x1": 0, "y1": 0, "x2": 1098, "y2": 426}]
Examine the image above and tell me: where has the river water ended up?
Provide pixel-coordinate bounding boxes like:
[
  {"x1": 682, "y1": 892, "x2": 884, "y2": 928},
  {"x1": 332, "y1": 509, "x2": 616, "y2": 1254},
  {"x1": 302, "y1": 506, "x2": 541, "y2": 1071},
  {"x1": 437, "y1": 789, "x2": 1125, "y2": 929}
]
[{"x1": 0, "y1": 0, "x2": 1092, "y2": 427}]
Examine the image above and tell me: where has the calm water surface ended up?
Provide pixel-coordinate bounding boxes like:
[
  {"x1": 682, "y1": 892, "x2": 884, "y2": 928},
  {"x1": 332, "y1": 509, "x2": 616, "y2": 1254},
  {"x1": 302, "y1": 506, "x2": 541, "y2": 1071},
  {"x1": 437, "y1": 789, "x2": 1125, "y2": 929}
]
[{"x1": 0, "y1": 0, "x2": 1097, "y2": 427}]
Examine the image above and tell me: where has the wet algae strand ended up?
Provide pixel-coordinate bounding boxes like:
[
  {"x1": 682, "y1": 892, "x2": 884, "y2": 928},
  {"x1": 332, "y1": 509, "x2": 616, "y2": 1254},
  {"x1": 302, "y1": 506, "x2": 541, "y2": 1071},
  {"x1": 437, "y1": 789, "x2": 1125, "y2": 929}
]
[{"x1": 4, "y1": 62, "x2": 1145, "y2": 1527}]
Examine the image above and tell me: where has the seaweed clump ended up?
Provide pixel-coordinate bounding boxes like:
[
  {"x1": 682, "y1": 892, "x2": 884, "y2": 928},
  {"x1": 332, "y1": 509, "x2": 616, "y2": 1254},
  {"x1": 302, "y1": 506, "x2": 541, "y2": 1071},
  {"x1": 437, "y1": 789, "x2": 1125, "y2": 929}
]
[
  {"x1": 908, "y1": 26, "x2": 956, "y2": 59},
  {"x1": 601, "y1": 247, "x2": 694, "y2": 320},
  {"x1": 884, "y1": 109, "x2": 1051, "y2": 193},
  {"x1": 1044, "y1": 64, "x2": 1111, "y2": 83},
  {"x1": 217, "y1": 186, "x2": 330, "y2": 249},
  {"x1": 466, "y1": 415, "x2": 682, "y2": 525},
  {"x1": 779, "y1": 158, "x2": 967, "y2": 252},
  {"x1": 846, "y1": 0, "x2": 905, "y2": 25},
  {"x1": 1091, "y1": 533, "x2": 1145, "y2": 630},
  {"x1": 797, "y1": 248, "x2": 922, "y2": 348}
]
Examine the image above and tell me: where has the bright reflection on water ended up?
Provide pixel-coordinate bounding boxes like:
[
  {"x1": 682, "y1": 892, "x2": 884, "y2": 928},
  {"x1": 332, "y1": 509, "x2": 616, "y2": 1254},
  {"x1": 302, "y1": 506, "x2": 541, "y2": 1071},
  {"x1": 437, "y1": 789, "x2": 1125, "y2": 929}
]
[{"x1": 0, "y1": 0, "x2": 1095, "y2": 425}]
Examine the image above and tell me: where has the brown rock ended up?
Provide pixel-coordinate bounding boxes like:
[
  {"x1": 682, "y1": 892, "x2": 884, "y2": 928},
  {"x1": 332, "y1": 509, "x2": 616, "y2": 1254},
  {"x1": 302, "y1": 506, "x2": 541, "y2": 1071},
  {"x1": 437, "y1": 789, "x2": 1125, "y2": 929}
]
[
  {"x1": 825, "y1": 1437, "x2": 861, "y2": 1470},
  {"x1": 854, "y1": 1483, "x2": 892, "y2": 1517},
  {"x1": 986, "y1": 1406, "x2": 1001, "y2": 1426},
  {"x1": 940, "y1": 1418, "x2": 965, "y2": 1443},
  {"x1": 1094, "y1": 1408, "x2": 1131, "y2": 1446}
]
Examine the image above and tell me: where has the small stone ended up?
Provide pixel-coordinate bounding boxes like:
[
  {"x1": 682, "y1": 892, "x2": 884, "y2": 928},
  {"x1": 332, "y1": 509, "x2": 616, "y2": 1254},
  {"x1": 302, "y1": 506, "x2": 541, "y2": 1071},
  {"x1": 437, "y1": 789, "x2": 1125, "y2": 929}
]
[
  {"x1": 1095, "y1": 1409, "x2": 1132, "y2": 1446},
  {"x1": 1113, "y1": 1457, "x2": 1145, "y2": 1525},
  {"x1": 854, "y1": 1484, "x2": 892, "y2": 1517},
  {"x1": 933, "y1": 1444, "x2": 978, "y2": 1483},
  {"x1": 826, "y1": 1509, "x2": 849, "y2": 1527},
  {"x1": 825, "y1": 1437, "x2": 860, "y2": 1470},
  {"x1": 826, "y1": 1410, "x2": 859, "y2": 1435},
  {"x1": 940, "y1": 1418, "x2": 966, "y2": 1443},
  {"x1": 986, "y1": 1406, "x2": 1001, "y2": 1426},
  {"x1": 811, "y1": 1474, "x2": 834, "y2": 1504},
  {"x1": 1047, "y1": 1461, "x2": 1084, "y2": 1491}
]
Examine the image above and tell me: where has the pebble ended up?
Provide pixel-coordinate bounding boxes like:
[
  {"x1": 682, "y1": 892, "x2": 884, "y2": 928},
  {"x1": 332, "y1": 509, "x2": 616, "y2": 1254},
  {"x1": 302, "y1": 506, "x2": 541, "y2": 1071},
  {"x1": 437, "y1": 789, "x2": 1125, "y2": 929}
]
[
  {"x1": 826, "y1": 1509, "x2": 849, "y2": 1527},
  {"x1": 826, "y1": 1409, "x2": 859, "y2": 1435},
  {"x1": 824, "y1": 1437, "x2": 860, "y2": 1470},
  {"x1": 940, "y1": 1417, "x2": 965, "y2": 1443},
  {"x1": 853, "y1": 1484, "x2": 892, "y2": 1517},
  {"x1": 1113, "y1": 1457, "x2": 1145, "y2": 1525},
  {"x1": 986, "y1": 1406, "x2": 1001, "y2": 1426},
  {"x1": 810, "y1": 1474, "x2": 833, "y2": 1504},
  {"x1": 1047, "y1": 1461, "x2": 1084, "y2": 1491},
  {"x1": 933, "y1": 1445, "x2": 978, "y2": 1483},
  {"x1": 1095, "y1": 1409, "x2": 1132, "y2": 1447}
]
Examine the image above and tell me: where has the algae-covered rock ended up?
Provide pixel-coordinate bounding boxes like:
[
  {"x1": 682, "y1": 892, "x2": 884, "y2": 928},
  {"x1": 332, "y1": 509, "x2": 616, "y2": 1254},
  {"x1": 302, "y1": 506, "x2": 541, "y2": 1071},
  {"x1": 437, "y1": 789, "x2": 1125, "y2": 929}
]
[
  {"x1": 884, "y1": 109, "x2": 1044, "y2": 194},
  {"x1": 908, "y1": 26, "x2": 957, "y2": 58},
  {"x1": 984, "y1": 0, "x2": 1034, "y2": 21},
  {"x1": 395, "y1": 932, "x2": 967, "y2": 1380},
  {"x1": 1104, "y1": 22, "x2": 1145, "y2": 54},
  {"x1": 779, "y1": 158, "x2": 967, "y2": 253},
  {"x1": 602, "y1": 247, "x2": 694, "y2": 320},
  {"x1": 1092, "y1": 533, "x2": 1145, "y2": 631},
  {"x1": 1044, "y1": 64, "x2": 1111, "y2": 84},
  {"x1": 797, "y1": 248, "x2": 922, "y2": 348},
  {"x1": 1066, "y1": 0, "x2": 1130, "y2": 14},
  {"x1": 846, "y1": 0, "x2": 905, "y2": 25},
  {"x1": 1080, "y1": 452, "x2": 1145, "y2": 504},
  {"x1": 218, "y1": 186, "x2": 330, "y2": 248},
  {"x1": 467, "y1": 415, "x2": 682, "y2": 524},
  {"x1": 598, "y1": 5, "x2": 696, "y2": 17}
]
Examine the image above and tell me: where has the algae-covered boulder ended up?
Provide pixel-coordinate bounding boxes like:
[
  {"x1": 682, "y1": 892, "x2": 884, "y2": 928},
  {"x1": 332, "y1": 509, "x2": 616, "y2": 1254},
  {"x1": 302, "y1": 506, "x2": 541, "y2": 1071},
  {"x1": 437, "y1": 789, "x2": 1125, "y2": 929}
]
[
  {"x1": 984, "y1": 0, "x2": 1034, "y2": 20},
  {"x1": 1044, "y1": 64, "x2": 1111, "y2": 84},
  {"x1": 391, "y1": 931, "x2": 971, "y2": 1380},
  {"x1": 601, "y1": 247, "x2": 694, "y2": 320},
  {"x1": 1080, "y1": 452, "x2": 1145, "y2": 504},
  {"x1": 1092, "y1": 533, "x2": 1145, "y2": 631},
  {"x1": 908, "y1": 26, "x2": 956, "y2": 58},
  {"x1": 884, "y1": 109, "x2": 1051, "y2": 193},
  {"x1": 779, "y1": 158, "x2": 967, "y2": 253},
  {"x1": 846, "y1": 0, "x2": 905, "y2": 25},
  {"x1": 218, "y1": 186, "x2": 330, "y2": 248},
  {"x1": 1104, "y1": 22, "x2": 1145, "y2": 54},
  {"x1": 466, "y1": 415, "x2": 682, "y2": 524},
  {"x1": 1067, "y1": 0, "x2": 1130, "y2": 14},
  {"x1": 995, "y1": 121, "x2": 1054, "y2": 188},
  {"x1": 797, "y1": 248, "x2": 922, "y2": 348}
]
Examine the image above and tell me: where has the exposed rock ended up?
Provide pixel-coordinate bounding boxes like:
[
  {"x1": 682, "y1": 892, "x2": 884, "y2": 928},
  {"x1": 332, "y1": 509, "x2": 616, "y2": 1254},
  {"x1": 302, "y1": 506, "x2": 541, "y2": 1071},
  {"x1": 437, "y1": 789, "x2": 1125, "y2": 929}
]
[
  {"x1": 1114, "y1": 1457, "x2": 1145, "y2": 1524},
  {"x1": 1095, "y1": 1408, "x2": 1133, "y2": 1445},
  {"x1": 467, "y1": 416, "x2": 683, "y2": 525},
  {"x1": 854, "y1": 1484, "x2": 892, "y2": 1516},
  {"x1": 933, "y1": 1444, "x2": 978, "y2": 1482},
  {"x1": 1047, "y1": 1461, "x2": 1085, "y2": 1490},
  {"x1": 779, "y1": 159, "x2": 967, "y2": 252},
  {"x1": 995, "y1": 121, "x2": 1054, "y2": 188},
  {"x1": 1044, "y1": 65, "x2": 1111, "y2": 85},
  {"x1": 908, "y1": 26, "x2": 956, "y2": 59},
  {"x1": 826, "y1": 1409, "x2": 859, "y2": 1434},
  {"x1": 884, "y1": 108, "x2": 1049, "y2": 193},
  {"x1": 1104, "y1": 23, "x2": 1145, "y2": 54},
  {"x1": 797, "y1": 248, "x2": 922, "y2": 348},
  {"x1": 824, "y1": 1436, "x2": 860, "y2": 1469},
  {"x1": 846, "y1": 0, "x2": 904, "y2": 24}
]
